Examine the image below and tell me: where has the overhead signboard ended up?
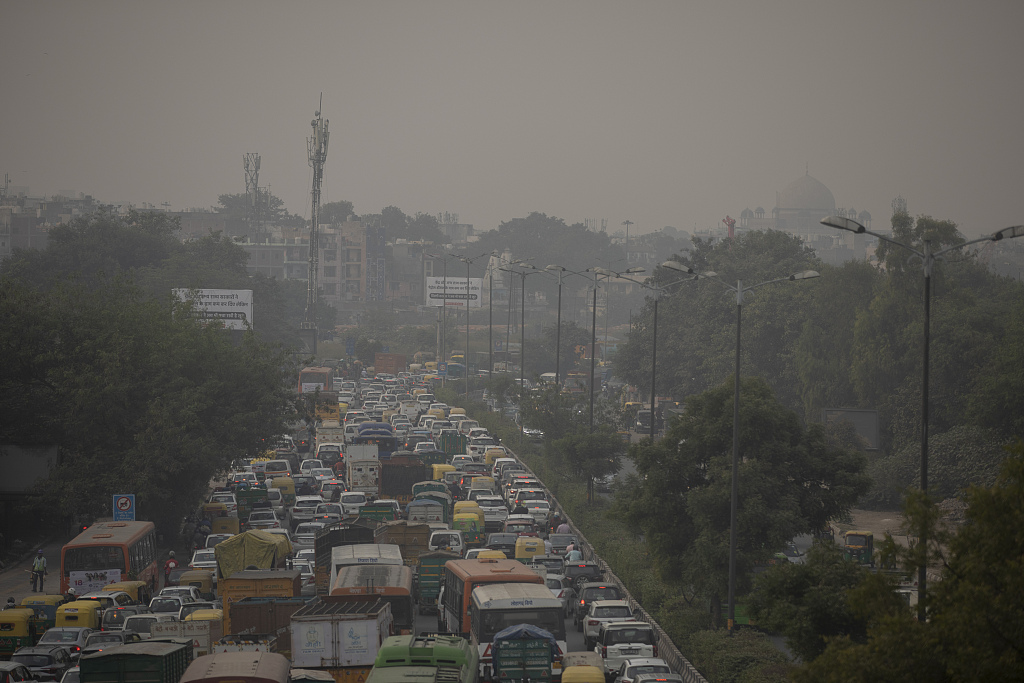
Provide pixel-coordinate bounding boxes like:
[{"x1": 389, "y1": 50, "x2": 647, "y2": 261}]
[
  {"x1": 174, "y1": 288, "x2": 253, "y2": 330},
  {"x1": 425, "y1": 277, "x2": 483, "y2": 308}
]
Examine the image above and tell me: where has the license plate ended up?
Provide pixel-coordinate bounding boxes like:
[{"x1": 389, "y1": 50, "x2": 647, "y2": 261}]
[{"x1": 621, "y1": 648, "x2": 638, "y2": 655}]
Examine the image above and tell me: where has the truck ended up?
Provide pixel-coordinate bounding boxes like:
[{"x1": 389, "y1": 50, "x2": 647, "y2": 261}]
[
  {"x1": 380, "y1": 456, "x2": 432, "y2": 506},
  {"x1": 437, "y1": 433, "x2": 468, "y2": 457},
  {"x1": 235, "y1": 488, "x2": 270, "y2": 521},
  {"x1": 316, "y1": 420, "x2": 347, "y2": 452},
  {"x1": 218, "y1": 570, "x2": 302, "y2": 636},
  {"x1": 345, "y1": 445, "x2": 381, "y2": 496},
  {"x1": 151, "y1": 618, "x2": 224, "y2": 659},
  {"x1": 414, "y1": 551, "x2": 460, "y2": 615},
  {"x1": 290, "y1": 597, "x2": 393, "y2": 677},
  {"x1": 224, "y1": 596, "x2": 308, "y2": 659},
  {"x1": 365, "y1": 635, "x2": 478, "y2": 683},
  {"x1": 313, "y1": 523, "x2": 377, "y2": 595},
  {"x1": 374, "y1": 353, "x2": 408, "y2": 377},
  {"x1": 373, "y1": 521, "x2": 433, "y2": 568},
  {"x1": 213, "y1": 530, "x2": 293, "y2": 581},
  {"x1": 79, "y1": 642, "x2": 191, "y2": 683}
]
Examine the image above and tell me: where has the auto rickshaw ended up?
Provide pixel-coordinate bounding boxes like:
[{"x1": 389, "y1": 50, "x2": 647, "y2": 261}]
[
  {"x1": 0, "y1": 608, "x2": 40, "y2": 657},
  {"x1": 20, "y1": 594, "x2": 65, "y2": 632},
  {"x1": 475, "y1": 549, "x2": 507, "y2": 560},
  {"x1": 271, "y1": 477, "x2": 296, "y2": 506},
  {"x1": 843, "y1": 530, "x2": 875, "y2": 566},
  {"x1": 453, "y1": 501, "x2": 485, "y2": 525},
  {"x1": 179, "y1": 570, "x2": 216, "y2": 600},
  {"x1": 431, "y1": 464, "x2": 456, "y2": 482},
  {"x1": 201, "y1": 501, "x2": 228, "y2": 520},
  {"x1": 103, "y1": 581, "x2": 152, "y2": 606},
  {"x1": 484, "y1": 449, "x2": 506, "y2": 467},
  {"x1": 468, "y1": 476, "x2": 496, "y2": 493},
  {"x1": 211, "y1": 516, "x2": 240, "y2": 535},
  {"x1": 561, "y1": 652, "x2": 606, "y2": 683},
  {"x1": 453, "y1": 513, "x2": 485, "y2": 548},
  {"x1": 183, "y1": 608, "x2": 223, "y2": 624},
  {"x1": 515, "y1": 537, "x2": 545, "y2": 562},
  {"x1": 56, "y1": 600, "x2": 102, "y2": 629}
]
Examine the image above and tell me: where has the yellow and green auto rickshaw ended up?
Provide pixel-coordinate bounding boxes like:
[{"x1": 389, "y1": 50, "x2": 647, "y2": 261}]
[
  {"x1": 0, "y1": 608, "x2": 40, "y2": 658},
  {"x1": 453, "y1": 512, "x2": 485, "y2": 548},
  {"x1": 515, "y1": 537, "x2": 545, "y2": 562},
  {"x1": 103, "y1": 581, "x2": 152, "y2": 606},
  {"x1": 210, "y1": 517, "x2": 240, "y2": 535},
  {"x1": 20, "y1": 594, "x2": 65, "y2": 633},
  {"x1": 178, "y1": 570, "x2": 216, "y2": 600},
  {"x1": 56, "y1": 600, "x2": 101, "y2": 629}
]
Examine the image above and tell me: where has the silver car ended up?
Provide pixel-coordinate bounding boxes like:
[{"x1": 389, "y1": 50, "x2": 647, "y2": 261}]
[{"x1": 293, "y1": 522, "x2": 325, "y2": 551}]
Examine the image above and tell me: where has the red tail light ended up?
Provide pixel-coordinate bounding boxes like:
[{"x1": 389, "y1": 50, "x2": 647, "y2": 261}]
[
  {"x1": 587, "y1": 619, "x2": 599, "y2": 626},
  {"x1": 602, "y1": 646, "x2": 607, "y2": 657},
  {"x1": 653, "y1": 645, "x2": 658, "y2": 657}
]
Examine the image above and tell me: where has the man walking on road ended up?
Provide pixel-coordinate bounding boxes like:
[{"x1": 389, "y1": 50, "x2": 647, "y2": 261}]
[{"x1": 31, "y1": 550, "x2": 47, "y2": 592}]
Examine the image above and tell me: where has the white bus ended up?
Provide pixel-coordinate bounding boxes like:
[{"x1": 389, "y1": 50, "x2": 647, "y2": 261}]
[
  {"x1": 470, "y1": 582, "x2": 566, "y2": 680},
  {"x1": 330, "y1": 543, "x2": 403, "y2": 588}
]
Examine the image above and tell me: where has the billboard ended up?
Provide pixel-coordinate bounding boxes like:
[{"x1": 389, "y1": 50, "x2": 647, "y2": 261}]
[
  {"x1": 174, "y1": 288, "x2": 253, "y2": 330},
  {"x1": 425, "y1": 277, "x2": 483, "y2": 308}
]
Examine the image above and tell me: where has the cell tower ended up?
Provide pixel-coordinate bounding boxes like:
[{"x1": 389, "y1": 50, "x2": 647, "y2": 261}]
[
  {"x1": 303, "y1": 100, "x2": 330, "y2": 337},
  {"x1": 244, "y1": 153, "x2": 261, "y2": 240},
  {"x1": 892, "y1": 195, "x2": 907, "y2": 216}
]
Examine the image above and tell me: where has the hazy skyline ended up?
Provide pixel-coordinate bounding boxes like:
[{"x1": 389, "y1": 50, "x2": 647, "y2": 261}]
[{"x1": 5, "y1": 1, "x2": 1023, "y2": 238}]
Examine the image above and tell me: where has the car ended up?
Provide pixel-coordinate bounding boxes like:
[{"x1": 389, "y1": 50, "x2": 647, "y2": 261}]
[
  {"x1": 475, "y1": 495, "x2": 509, "y2": 531},
  {"x1": 289, "y1": 495, "x2": 326, "y2": 528},
  {"x1": 412, "y1": 441, "x2": 436, "y2": 453},
  {"x1": 467, "y1": 436, "x2": 500, "y2": 457},
  {"x1": 204, "y1": 533, "x2": 234, "y2": 549},
  {"x1": 313, "y1": 503, "x2": 344, "y2": 524},
  {"x1": 35, "y1": 629, "x2": 94, "y2": 662},
  {"x1": 78, "y1": 591, "x2": 134, "y2": 613},
  {"x1": 246, "y1": 508, "x2": 282, "y2": 531},
  {"x1": 291, "y1": 475, "x2": 318, "y2": 496},
  {"x1": 299, "y1": 459, "x2": 324, "y2": 474},
  {"x1": 99, "y1": 604, "x2": 150, "y2": 632},
  {"x1": 229, "y1": 472, "x2": 258, "y2": 489},
  {"x1": 485, "y1": 533, "x2": 518, "y2": 556},
  {"x1": 208, "y1": 492, "x2": 238, "y2": 516},
  {"x1": 159, "y1": 585, "x2": 202, "y2": 602},
  {"x1": 263, "y1": 527, "x2": 292, "y2": 547},
  {"x1": 575, "y1": 582, "x2": 625, "y2": 630},
  {"x1": 10, "y1": 645, "x2": 74, "y2": 681},
  {"x1": 427, "y1": 530, "x2": 465, "y2": 554},
  {"x1": 564, "y1": 561, "x2": 604, "y2": 590},
  {"x1": 58, "y1": 667, "x2": 80, "y2": 683},
  {"x1": 148, "y1": 594, "x2": 194, "y2": 615},
  {"x1": 611, "y1": 659, "x2": 673, "y2": 683},
  {"x1": 338, "y1": 492, "x2": 367, "y2": 517},
  {"x1": 529, "y1": 555, "x2": 566, "y2": 574},
  {"x1": 318, "y1": 481, "x2": 344, "y2": 501},
  {"x1": 548, "y1": 534, "x2": 578, "y2": 556},
  {"x1": 523, "y1": 426, "x2": 545, "y2": 440},
  {"x1": 293, "y1": 521, "x2": 326, "y2": 551},
  {"x1": 582, "y1": 599, "x2": 634, "y2": 650},
  {"x1": 190, "y1": 548, "x2": 218, "y2": 572},
  {"x1": 121, "y1": 614, "x2": 177, "y2": 640},
  {"x1": 594, "y1": 625, "x2": 660, "y2": 676},
  {"x1": 525, "y1": 500, "x2": 552, "y2": 526},
  {"x1": 310, "y1": 468, "x2": 335, "y2": 483},
  {"x1": 450, "y1": 455, "x2": 475, "y2": 469},
  {"x1": 545, "y1": 574, "x2": 577, "y2": 618},
  {"x1": 178, "y1": 601, "x2": 218, "y2": 621},
  {"x1": 464, "y1": 547, "x2": 502, "y2": 560},
  {"x1": 79, "y1": 631, "x2": 143, "y2": 657},
  {"x1": 0, "y1": 661, "x2": 38, "y2": 683}
]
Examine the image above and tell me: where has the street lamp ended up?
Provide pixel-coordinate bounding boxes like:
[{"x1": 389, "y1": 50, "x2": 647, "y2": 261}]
[
  {"x1": 456, "y1": 252, "x2": 490, "y2": 399},
  {"x1": 707, "y1": 269, "x2": 820, "y2": 633},
  {"x1": 500, "y1": 263, "x2": 541, "y2": 443},
  {"x1": 426, "y1": 251, "x2": 458, "y2": 374},
  {"x1": 821, "y1": 214, "x2": 1024, "y2": 622},
  {"x1": 545, "y1": 265, "x2": 593, "y2": 389}
]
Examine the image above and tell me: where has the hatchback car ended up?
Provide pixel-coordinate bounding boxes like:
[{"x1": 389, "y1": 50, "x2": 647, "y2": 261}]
[
  {"x1": 246, "y1": 508, "x2": 282, "y2": 531},
  {"x1": 189, "y1": 548, "x2": 218, "y2": 572},
  {"x1": 99, "y1": 604, "x2": 150, "y2": 632},
  {"x1": 299, "y1": 459, "x2": 324, "y2": 474},
  {"x1": 208, "y1": 492, "x2": 238, "y2": 516},
  {"x1": 314, "y1": 503, "x2": 344, "y2": 524},
  {"x1": 485, "y1": 533, "x2": 518, "y2": 556},
  {"x1": 289, "y1": 495, "x2": 325, "y2": 528},
  {"x1": 575, "y1": 582, "x2": 625, "y2": 630},
  {"x1": 338, "y1": 492, "x2": 367, "y2": 517},
  {"x1": 35, "y1": 629, "x2": 94, "y2": 662},
  {"x1": 204, "y1": 533, "x2": 234, "y2": 549},
  {"x1": 545, "y1": 574, "x2": 577, "y2": 619},
  {"x1": 11, "y1": 645, "x2": 74, "y2": 681},
  {"x1": 121, "y1": 614, "x2": 177, "y2": 640}
]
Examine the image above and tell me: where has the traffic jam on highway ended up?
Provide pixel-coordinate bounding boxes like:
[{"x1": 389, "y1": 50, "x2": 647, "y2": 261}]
[{"x1": 0, "y1": 364, "x2": 685, "y2": 683}]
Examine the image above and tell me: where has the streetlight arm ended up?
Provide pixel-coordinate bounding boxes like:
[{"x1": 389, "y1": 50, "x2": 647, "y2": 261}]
[
  {"x1": 821, "y1": 215, "x2": 925, "y2": 258},
  {"x1": 933, "y1": 227, "x2": 1024, "y2": 258}
]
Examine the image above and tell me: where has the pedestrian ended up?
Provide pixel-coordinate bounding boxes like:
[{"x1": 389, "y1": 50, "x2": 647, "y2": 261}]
[{"x1": 31, "y1": 550, "x2": 47, "y2": 592}]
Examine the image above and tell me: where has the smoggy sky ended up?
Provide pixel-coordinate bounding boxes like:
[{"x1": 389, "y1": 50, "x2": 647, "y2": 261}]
[{"x1": 5, "y1": 1, "x2": 1023, "y2": 238}]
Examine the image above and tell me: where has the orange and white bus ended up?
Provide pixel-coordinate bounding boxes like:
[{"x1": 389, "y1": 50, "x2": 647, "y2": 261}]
[
  {"x1": 438, "y1": 558, "x2": 544, "y2": 636},
  {"x1": 60, "y1": 521, "x2": 158, "y2": 594},
  {"x1": 298, "y1": 366, "x2": 334, "y2": 394},
  {"x1": 330, "y1": 563, "x2": 415, "y2": 634}
]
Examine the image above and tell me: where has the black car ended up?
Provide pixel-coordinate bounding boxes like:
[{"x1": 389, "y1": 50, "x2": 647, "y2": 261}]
[
  {"x1": 574, "y1": 581, "x2": 624, "y2": 629},
  {"x1": 564, "y1": 561, "x2": 603, "y2": 589},
  {"x1": 0, "y1": 661, "x2": 36, "y2": 683},
  {"x1": 80, "y1": 631, "x2": 143, "y2": 658},
  {"x1": 11, "y1": 645, "x2": 74, "y2": 681},
  {"x1": 485, "y1": 532, "x2": 517, "y2": 556}
]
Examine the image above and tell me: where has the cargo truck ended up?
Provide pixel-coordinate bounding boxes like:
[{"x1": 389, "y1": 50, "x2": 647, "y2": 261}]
[
  {"x1": 345, "y1": 445, "x2": 381, "y2": 495},
  {"x1": 79, "y1": 642, "x2": 191, "y2": 683},
  {"x1": 316, "y1": 420, "x2": 347, "y2": 451},
  {"x1": 219, "y1": 570, "x2": 302, "y2": 636},
  {"x1": 290, "y1": 598, "x2": 393, "y2": 678},
  {"x1": 224, "y1": 596, "x2": 308, "y2": 659},
  {"x1": 313, "y1": 523, "x2": 377, "y2": 595},
  {"x1": 365, "y1": 635, "x2": 478, "y2": 683},
  {"x1": 373, "y1": 521, "x2": 433, "y2": 568},
  {"x1": 151, "y1": 617, "x2": 224, "y2": 659},
  {"x1": 214, "y1": 530, "x2": 293, "y2": 581},
  {"x1": 374, "y1": 353, "x2": 408, "y2": 377},
  {"x1": 380, "y1": 456, "x2": 431, "y2": 506}
]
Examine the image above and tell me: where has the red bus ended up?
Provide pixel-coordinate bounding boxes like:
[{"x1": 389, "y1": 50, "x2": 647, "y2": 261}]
[
  {"x1": 60, "y1": 521, "x2": 158, "y2": 593},
  {"x1": 298, "y1": 366, "x2": 334, "y2": 394},
  {"x1": 439, "y1": 558, "x2": 544, "y2": 635}
]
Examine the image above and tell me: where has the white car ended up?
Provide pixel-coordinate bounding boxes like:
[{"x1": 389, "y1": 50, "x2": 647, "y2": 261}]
[
  {"x1": 293, "y1": 522, "x2": 326, "y2": 551},
  {"x1": 338, "y1": 492, "x2": 367, "y2": 517},
  {"x1": 413, "y1": 441, "x2": 437, "y2": 453},
  {"x1": 288, "y1": 495, "x2": 325, "y2": 528},
  {"x1": 299, "y1": 459, "x2": 324, "y2": 474},
  {"x1": 611, "y1": 660, "x2": 673, "y2": 683},
  {"x1": 314, "y1": 503, "x2": 344, "y2": 524},
  {"x1": 428, "y1": 529, "x2": 464, "y2": 554},
  {"x1": 208, "y1": 492, "x2": 237, "y2": 516},
  {"x1": 582, "y1": 599, "x2": 634, "y2": 650},
  {"x1": 310, "y1": 468, "x2": 335, "y2": 482},
  {"x1": 246, "y1": 508, "x2": 282, "y2": 531},
  {"x1": 189, "y1": 548, "x2": 218, "y2": 573}
]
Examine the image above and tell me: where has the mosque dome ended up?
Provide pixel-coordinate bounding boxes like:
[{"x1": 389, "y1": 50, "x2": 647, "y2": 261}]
[{"x1": 776, "y1": 173, "x2": 836, "y2": 212}]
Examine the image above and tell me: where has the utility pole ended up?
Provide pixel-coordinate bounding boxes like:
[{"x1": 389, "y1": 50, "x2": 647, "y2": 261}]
[{"x1": 302, "y1": 98, "x2": 329, "y2": 354}]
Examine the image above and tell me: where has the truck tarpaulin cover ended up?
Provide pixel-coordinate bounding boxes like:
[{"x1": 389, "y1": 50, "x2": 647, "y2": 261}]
[{"x1": 214, "y1": 530, "x2": 291, "y2": 579}]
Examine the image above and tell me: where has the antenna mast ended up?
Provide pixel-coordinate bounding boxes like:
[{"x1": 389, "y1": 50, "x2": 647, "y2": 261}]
[{"x1": 304, "y1": 96, "x2": 329, "y2": 336}]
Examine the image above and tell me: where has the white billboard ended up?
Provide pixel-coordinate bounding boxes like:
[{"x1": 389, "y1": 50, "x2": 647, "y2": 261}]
[
  {"x1": 174, "y1": 288, "x2": 254, "y2": 330},
  {"x1": 425, "y1": 277, "x2": 483, "y2": 308}
]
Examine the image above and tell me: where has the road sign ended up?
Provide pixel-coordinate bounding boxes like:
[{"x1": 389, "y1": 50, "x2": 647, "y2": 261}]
[
  {"x1": 346, "y1": 338, "x2": 356, "y2": 355},
  {"x1": 494, "y1": 340, "x2": 503, "y2": 351},
  {"x1": 438, "y1": 362, "x2": 447, "y2": 377},
  {"x1": 113, "y1": 494, "x2": 136, "y2": 522}
]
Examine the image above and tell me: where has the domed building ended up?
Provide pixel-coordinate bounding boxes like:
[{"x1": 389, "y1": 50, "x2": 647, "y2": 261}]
[{"x1": 734, "y1": 172, "x2": 872, "y2": 264}]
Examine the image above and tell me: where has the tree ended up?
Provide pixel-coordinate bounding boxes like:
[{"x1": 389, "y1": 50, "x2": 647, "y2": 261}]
[
  {"x1": 321, "y1": 200, "x2": 355, "y2": 225},
  {"x1": 796, "y1": 442, "x2": 1024, "y2": 682},
  {"x1": 520, "y1": 387, "x2": 588, "y2": 443},
  {"x1": 554, "y1": 426, "x2": 624, "y2": 501},
  {"x1": 618, "y1": 377, "x2": 869, "y2": 624}
]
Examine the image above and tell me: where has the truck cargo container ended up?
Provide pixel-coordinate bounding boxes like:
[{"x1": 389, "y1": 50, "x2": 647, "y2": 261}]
[
  {"x1": 227, "y1": 596, "x2": 308, "y2": 658},
  {"x1": 79, "y1": 642, "x2": 190, "y2": 683},
  {"x1": 374, "y1": 353, "x2": 408, "y2": 377},
  {"x1": 365, "y1": 635, "x2": 479, "y2": 683},
  {"x1": 314, "y1": 523, "x2": 376, "y2": 595},
  {"x1": 151, "y1": 616, "x2": 224, "y2": 659},
  {"x1": 373, "y1": 522, "x2": 432, "y2": 568},
  {"x1": 344, "y1": 446, "x2": 381, "y2": 495},
  {"x1": 214, "y1": 530, "x2": 292, "y2": 581},
  {"x1": 415, "y1": 550, "x2": 461, "y2": 615},
  {"x1": 219, "y1": 570, "x2": 302, "y2": 635},
  {"x1": 290, "y1": 598, "x2": 393, "y2": 672},
  {"x1": 179, "y1": 651, "x2": 291, "y2": 683},
  {"x1": 380, "y1": 457, "x2": 431, "y2": 506}
]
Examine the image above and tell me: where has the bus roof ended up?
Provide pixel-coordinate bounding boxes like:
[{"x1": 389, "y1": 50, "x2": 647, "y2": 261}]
[
  {"x1": 471, "y1": 582, "x2": 561, "y2": 609},
  {"x1": 332, "y1": 543, "x2": 404, "y2": 565},
  {"x1": 180, "y1": 651, "x2": 291, "y2": 683},
  {"x1": 374, "y1": 634, "x2": 477, "y2": 668},
  {"x1": 331, "y1": 564, "x2": 412, "y2": 596},
  {"x1": 444, "y1": 558, "x2": 544, "y2": 584},
  {"x1": 66, "y1": 521, "x2": 155, "y2": 547}
]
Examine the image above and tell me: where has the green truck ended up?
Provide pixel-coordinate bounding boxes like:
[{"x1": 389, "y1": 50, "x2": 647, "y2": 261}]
[
  {"x1": 415, "y1": 550, "x2": 460, "y2": 614},
  {"x1": 235, "y1": 488, "x2": 269, "y2": 520},
  {"x1": 438, "y1": 433, "x2": 468, "y2": 457},
  {"x1": 80, "y1": 642, "x2": 191, "y2": 683}
]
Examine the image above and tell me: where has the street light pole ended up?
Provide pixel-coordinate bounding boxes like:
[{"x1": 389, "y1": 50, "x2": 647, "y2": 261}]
[
  {"x1": 501, "y1": 263, "x2": 538, "y2": 443},
  {"x1": 821, "y1": 215, "x2": 1024, "y2": 622}
]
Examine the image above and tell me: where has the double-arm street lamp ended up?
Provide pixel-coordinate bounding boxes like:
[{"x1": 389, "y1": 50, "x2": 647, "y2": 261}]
[
  {"x1": 500, "y1": 262, "x2": 543, "y2": 443},
  {"x1": 545, "y1": 265, "x2": 597, "y2": 389},
  {"x1": 821, "y1": 215, "x2": 1023, "y2": 622},
  {"x1": 455, "y1": 252, "x2": 490, "y2": 399},
  {"x1": 704, "y1": 269, "x2": 820, "y2": 633}
]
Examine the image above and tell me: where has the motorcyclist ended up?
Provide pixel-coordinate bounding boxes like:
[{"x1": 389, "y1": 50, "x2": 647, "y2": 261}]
[
  {"x1": 163, "y1": 551, "x2": 179, "y2": 583},
  {"x1": 64, "y1": 587, "x2": 77, "y2": 603}
]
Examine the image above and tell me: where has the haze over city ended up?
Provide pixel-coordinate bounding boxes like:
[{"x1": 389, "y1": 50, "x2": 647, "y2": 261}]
[{"x1": 5, "y1": 1, "x2": 1023, "y2": 237}]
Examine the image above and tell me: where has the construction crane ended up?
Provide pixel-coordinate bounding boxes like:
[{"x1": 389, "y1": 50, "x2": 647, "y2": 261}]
[{"x1": 303, "y1": 100, "x2": 329, "y2": 341}]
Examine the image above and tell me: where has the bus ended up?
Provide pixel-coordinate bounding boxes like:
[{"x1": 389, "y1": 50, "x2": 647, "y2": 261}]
[
  {"x1": 330, "y1": 543, "x2": 404, "y2": 589},
  {"x1": 330, "y1": 564, "x2": 415, "y2": 634},
  {"x1": 298, "y1": 366, "x2": 334, "y2": 394},
  {"x1": 367, "y1": 634, "x2": 479, "y2": 683},
  {"x1": 354, "y1": 426, "x2": 399, "y2": 459},
  {"x1": 470, "y1": 583, "x2": 566, "y2": 680},
  {"x1": 438, "y1": 558, "x2": 544, "y2": 636},
  {"x1": 180, "y1": 651, "x2": 291, "y2": 683},
  {"x1": 60, "y1": 521, "x2": 158, "y2": 594}
]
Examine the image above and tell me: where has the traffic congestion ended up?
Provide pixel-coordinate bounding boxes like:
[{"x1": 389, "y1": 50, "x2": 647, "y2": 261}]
[{"x1": 0, "y1": 364, "x2": 686, "y2": 683}]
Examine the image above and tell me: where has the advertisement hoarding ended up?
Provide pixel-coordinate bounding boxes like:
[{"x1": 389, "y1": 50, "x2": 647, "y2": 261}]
[
  {"x1": 173, "y1": 288, "x2": 254, "y2": 330},
  {"x1": 425, "y1": 277, "x2": 482, "y2": 308}
]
